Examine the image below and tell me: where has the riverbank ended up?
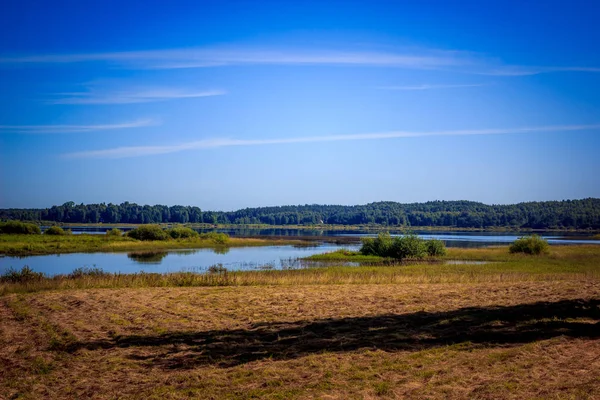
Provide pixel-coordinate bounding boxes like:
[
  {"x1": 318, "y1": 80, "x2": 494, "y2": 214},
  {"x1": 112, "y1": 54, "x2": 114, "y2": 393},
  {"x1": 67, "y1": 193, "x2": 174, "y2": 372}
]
[
  {"x1": 2, "y1": 245, "x2": 599, "y2": 296},
  {"x1": 0, "y1": 234, "x2": 307, "y2": 257}
]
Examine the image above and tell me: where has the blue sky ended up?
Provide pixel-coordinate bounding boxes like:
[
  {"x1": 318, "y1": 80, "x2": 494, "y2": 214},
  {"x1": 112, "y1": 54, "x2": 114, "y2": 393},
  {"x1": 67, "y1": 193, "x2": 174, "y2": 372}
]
[{"x1": 1, "y1": 0, "x2": 599, "y2": 210}]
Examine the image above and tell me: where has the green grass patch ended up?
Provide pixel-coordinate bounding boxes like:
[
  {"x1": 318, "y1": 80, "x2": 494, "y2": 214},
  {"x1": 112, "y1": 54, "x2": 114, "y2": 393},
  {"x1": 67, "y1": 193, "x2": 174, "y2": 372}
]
[
  {"x1": 0, "y1": 233, "x2": 304, "y2": 256},
  {"x1": 302, "y1": 249, "x2": 385, "y2": 263}
]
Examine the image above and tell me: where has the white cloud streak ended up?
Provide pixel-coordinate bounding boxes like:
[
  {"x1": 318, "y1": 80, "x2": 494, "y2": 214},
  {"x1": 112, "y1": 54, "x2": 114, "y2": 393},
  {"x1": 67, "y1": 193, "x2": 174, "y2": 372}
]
[
  {"x1": 0, "y1": 47, "x2": 476, "y2": 70},
  {"x1": 49, "y1": 89, "x2": 226, "y2": 104},
  {"x1": 379, "y1": 83, "x2": 488, "y2": 90},
  {"x1": 479, "y1": 66, "x2": 600, "y2": 76},
  {"x1": 63, "y1": 123, "x2": 600, "y2": 159},
  {"x1": 1, "y1": 46, "x2": 598, "y2": 75},
  {"x1": 0, "y1": 119, "x2": 156, "y2": 134}
]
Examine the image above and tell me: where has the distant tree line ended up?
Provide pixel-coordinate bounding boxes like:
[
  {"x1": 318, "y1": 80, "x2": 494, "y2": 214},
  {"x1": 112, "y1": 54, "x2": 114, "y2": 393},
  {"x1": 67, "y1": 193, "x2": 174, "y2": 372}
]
[{"x1": 1, "y1": 198, "x2": 599, "y2": 229}]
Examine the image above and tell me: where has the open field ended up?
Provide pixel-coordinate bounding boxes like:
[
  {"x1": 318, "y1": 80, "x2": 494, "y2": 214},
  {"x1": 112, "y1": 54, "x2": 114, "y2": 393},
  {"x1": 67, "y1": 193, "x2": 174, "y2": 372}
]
[
  {"x1": 1, "y1": 245, "x2": 599, "y2": 399},
  {"x1": 1, "y1": 282, "x2": 599, "y2": 399},
  {"x1": 0, "y1": 234, "x2": 305, "y2": 257}
]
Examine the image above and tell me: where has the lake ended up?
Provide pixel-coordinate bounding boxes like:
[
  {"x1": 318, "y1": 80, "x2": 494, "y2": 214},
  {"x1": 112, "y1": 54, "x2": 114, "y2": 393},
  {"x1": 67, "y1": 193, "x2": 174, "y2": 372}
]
[{"x1": 3, "y1": 229, "x2": 599, "y2": 276}]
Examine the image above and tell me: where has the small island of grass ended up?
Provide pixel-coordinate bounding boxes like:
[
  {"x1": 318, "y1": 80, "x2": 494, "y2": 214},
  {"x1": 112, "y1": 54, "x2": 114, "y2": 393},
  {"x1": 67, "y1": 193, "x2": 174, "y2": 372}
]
[
  {"x1": 0, "y1": 221, "x2": 306, "y2": 256},
  {"x1": 303, "y1": 249, "x2": 386, "y2": 263}
]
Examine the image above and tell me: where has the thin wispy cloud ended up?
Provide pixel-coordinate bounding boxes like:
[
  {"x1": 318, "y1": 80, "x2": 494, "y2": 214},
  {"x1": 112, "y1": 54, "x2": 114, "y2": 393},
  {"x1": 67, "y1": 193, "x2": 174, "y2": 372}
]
[
  {"x1": 49, "y1": 89, "x2": 226, "y2": 105},
  {"x1": 1, "y1": 45, "x2": 598, "y2": 76},
  {"x1": 63, "y1": 123, "x2": 600, "y2": 159},
  {"x1": 0, "y1": 119, "x2": 156, "y2": 134},
  {"x1": 0, "y1": 46, "x2": 477, "y2": 71},
  {"x1": 379, "y1": 83, "x2": 488, "y2": 90},
  {"x1": 480, "y1": 66, "x2": 600, "y2": 76}
]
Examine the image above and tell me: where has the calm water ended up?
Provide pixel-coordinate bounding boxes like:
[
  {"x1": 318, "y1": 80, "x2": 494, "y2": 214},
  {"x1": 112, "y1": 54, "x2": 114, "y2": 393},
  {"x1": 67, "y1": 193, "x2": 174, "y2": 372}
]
[
  {"x1": 0, "y1": 244, "x2": 357, "y2": 276},
  {"x1": 4, "y1": 229, "x2": 598, "y2": 276}
]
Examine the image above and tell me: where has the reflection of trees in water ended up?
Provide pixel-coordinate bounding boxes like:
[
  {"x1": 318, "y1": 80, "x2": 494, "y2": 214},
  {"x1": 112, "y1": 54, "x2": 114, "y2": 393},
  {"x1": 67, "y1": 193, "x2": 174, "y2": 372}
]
[
  {"x1": 127, "y1": 251, "x2": 168, "y2": 264},
  {"x1": 212, "y1": 247, "x2": 230, "y2": 255},
  {"x1": 173, "y1": 250, "x2": 200, "y2": 256}
]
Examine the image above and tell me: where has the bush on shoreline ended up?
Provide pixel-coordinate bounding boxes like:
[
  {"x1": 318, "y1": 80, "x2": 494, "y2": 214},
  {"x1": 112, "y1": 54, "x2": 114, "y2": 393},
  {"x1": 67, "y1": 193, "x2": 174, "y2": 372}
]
[
  {"x1": 1, "y1": 266, "x2": 45, "y2": 283},
  {"x1": 199, "y1": 232, "x2": 229, "y2": 245},
  {"x1": 426, "y1": 239, "x2": 447, "y2": 256},
  {"x1": 360, "y1": 232, "x2": 446, "y2": 260},
  {"x1": 509, "y1": 235, "x2": 550, "y2": 255},
  {"x1": 0, "y1": 221, "x2": 41, "y2": 235},
  {"x1": 106, "y1": 228, "x2": 122, "y2": 237},
  {"x1": 44, "y1": 226, "x2": 70, "y2": 235},
  {"x1": 125, "y1": 225, "x2": 169, "y2": 241},
  {"x1": 166, "y1": 226, "x2": 199, "y2": 239}
]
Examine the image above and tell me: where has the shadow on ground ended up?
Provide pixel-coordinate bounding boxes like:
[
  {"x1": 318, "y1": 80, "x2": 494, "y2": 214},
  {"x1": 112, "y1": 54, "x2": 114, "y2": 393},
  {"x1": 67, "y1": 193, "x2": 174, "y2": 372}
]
[{"x1": 73, "y1": 299, "x2": 600, "y2": 368}]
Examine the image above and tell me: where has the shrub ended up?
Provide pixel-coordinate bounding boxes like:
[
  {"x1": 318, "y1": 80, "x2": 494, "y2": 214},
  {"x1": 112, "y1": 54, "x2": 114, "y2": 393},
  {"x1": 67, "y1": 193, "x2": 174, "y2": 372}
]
[
  {"x1": 0, "y1": 221, "x2": 41, "y2": 234},
  {"x1": 166, "y1": 226, "x2": 199, "y2": 239},
  {"x1": 200, "y1": 232, "x2": 230, "y2": 245},
  {"x1": 360, "y1": 232, "x2": 394, "y2": 257},
  {"x1": 426, "y1": 239, "x2": 447, "y2": 257},
  {"x1": 509, "y1": 235, "x2": 550, "y2": 255},
  {"x1": 1, "y1": 266, "x2": 45, "y2": 283},
  {"x1": 389, "y1": 234, "x2": 427, "y2": 260},
  {"x1": 125, "y1": 224, "x2": 169, "y2": 241},
  {"x1": 106, "y1": 228, "x2": 122, "y2": 237},
  {"x1": 360, "y1": 232, "x2": 431, "y2": 260},
  {"x1": 44, "y1": 226, "x2": 68, "y2": 235}
]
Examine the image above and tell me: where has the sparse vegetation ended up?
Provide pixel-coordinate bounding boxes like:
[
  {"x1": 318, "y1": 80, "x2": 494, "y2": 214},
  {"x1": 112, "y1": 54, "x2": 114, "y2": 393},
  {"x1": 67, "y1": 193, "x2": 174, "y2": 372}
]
[
  {"x1": 67, "y1": 267, "x2": 109, "y2": 279},
  {"x1": 509, "y1": 235, "x2": 550, "y2": 255},
  {"x1": 1, "y1": 266, "x2": 45, "y2": 283},
  {"x1": 208, "y1": 264, "x2": 228, "y2": 274}
]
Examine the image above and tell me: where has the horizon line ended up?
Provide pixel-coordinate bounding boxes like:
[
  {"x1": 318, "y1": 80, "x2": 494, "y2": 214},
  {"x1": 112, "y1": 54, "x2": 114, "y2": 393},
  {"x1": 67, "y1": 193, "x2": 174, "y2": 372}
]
[{"x1": 1, "y1": 196, "x2": 598, "y2": 211}]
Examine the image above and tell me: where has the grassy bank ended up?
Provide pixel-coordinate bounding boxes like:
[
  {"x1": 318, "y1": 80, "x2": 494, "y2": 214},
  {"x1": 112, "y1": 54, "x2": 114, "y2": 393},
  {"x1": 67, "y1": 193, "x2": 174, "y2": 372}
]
[
  {"x1": 303, "y1": 249, "x2": 386, "y2": 263},
  {"x1": 0, "y1": 233, "x2": 306, "y2": 256},
  {"x1": 305, "y1": 244, "x2": 600, "y2": 263}
]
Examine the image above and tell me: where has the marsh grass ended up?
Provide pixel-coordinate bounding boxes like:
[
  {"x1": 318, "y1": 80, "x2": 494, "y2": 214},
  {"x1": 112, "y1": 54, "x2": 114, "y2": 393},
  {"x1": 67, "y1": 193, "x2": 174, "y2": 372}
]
[{"x1": 0, "y1": 233, "x2": 305, "y2": 256}]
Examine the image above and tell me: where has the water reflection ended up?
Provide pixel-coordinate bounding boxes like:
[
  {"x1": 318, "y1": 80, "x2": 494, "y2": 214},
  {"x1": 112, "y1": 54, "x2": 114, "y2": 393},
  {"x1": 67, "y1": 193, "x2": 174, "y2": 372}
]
[
  {"x1": 127, "y1": 251, "x2": 169, "y2": 264},
  {"x1": 212, "y1": 247, "x2": 230, "y2": 255}
]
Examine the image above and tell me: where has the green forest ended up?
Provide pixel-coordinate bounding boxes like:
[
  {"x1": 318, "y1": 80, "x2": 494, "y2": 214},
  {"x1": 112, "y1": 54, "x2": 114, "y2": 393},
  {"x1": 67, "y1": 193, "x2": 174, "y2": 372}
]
[{"x1": 1, "y1": 199, "x2": 599, "y2": 229}]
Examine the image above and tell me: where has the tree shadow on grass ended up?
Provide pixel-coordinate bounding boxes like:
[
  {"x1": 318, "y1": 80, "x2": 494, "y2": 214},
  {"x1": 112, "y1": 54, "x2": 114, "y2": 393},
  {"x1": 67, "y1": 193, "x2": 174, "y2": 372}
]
[{"x1": 74, "y1": 298, "x2": 600, "y2": 369}]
